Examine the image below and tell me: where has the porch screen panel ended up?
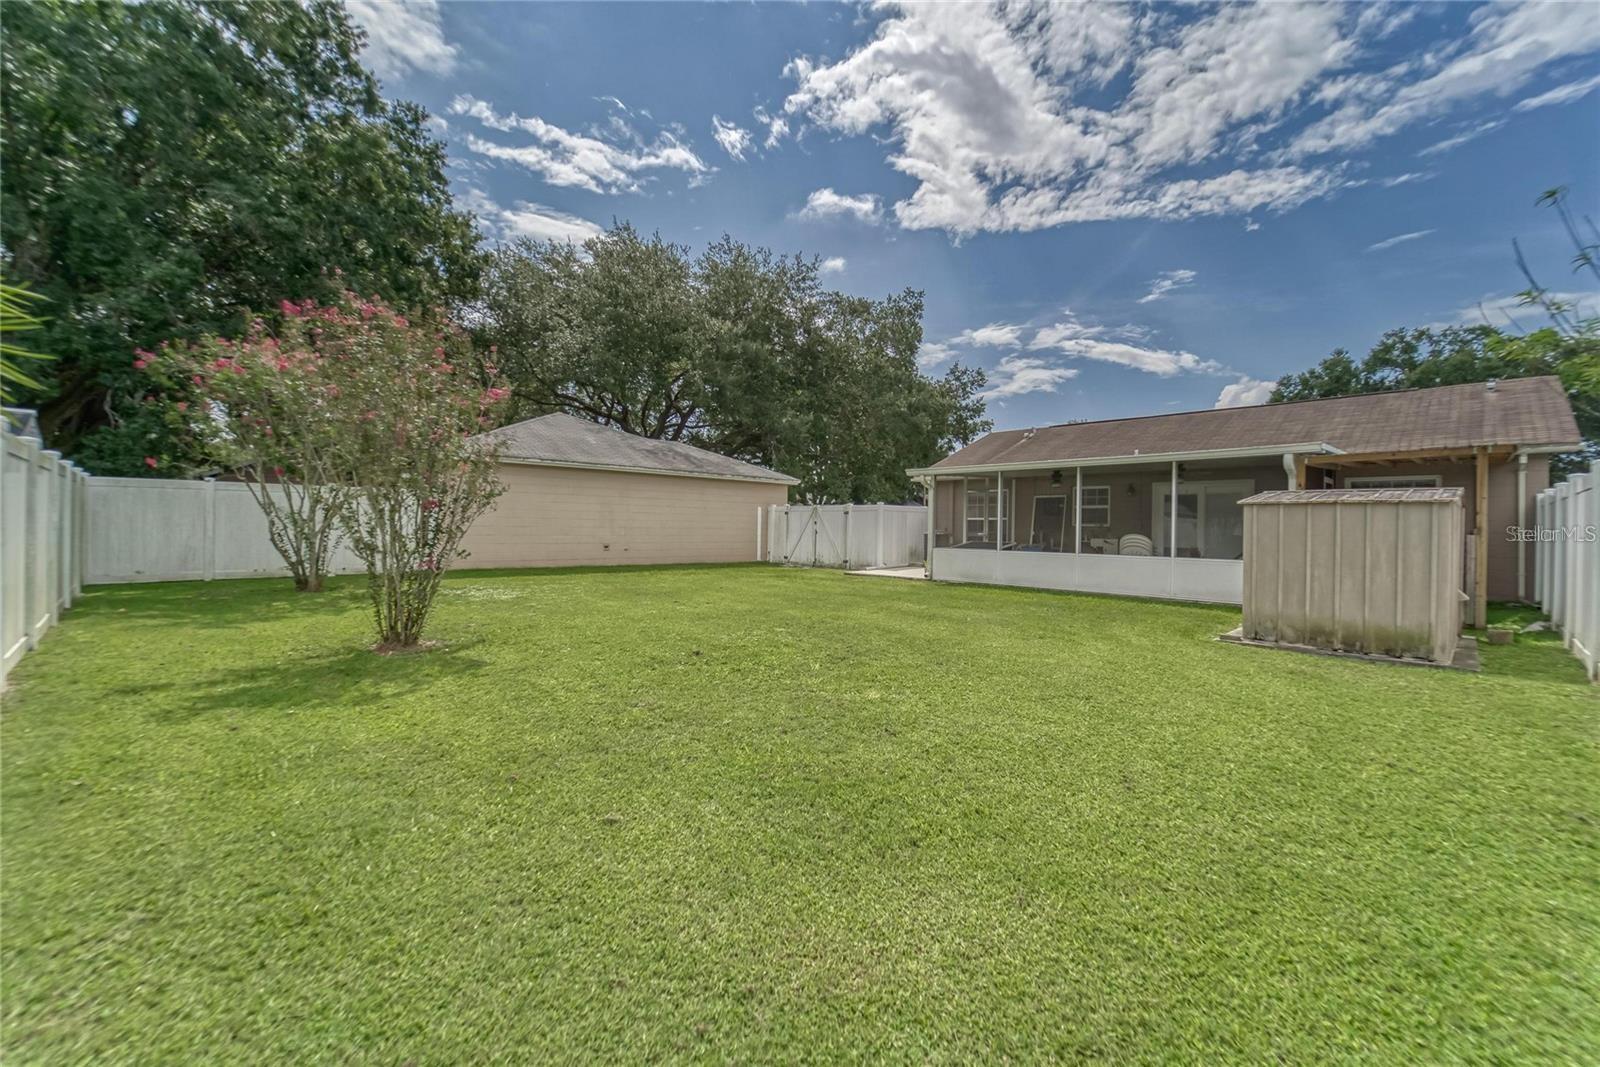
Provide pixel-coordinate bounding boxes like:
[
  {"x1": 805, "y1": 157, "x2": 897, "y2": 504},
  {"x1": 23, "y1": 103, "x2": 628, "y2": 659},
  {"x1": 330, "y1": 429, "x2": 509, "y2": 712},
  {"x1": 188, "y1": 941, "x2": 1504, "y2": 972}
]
[
  {"x1": 1031, "y1": 496, "x2": 1068, "y2": 551},
  {"x1": 1202, "y1": 486, "x2": 1247, "y2": 560}
]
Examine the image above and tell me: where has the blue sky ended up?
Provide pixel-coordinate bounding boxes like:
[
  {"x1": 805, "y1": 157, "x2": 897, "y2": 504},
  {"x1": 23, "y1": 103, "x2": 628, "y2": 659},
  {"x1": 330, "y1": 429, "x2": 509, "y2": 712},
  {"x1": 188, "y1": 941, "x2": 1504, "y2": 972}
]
[{"x1": 349, "y1": 1, "x2": 1600, "y2": 430}]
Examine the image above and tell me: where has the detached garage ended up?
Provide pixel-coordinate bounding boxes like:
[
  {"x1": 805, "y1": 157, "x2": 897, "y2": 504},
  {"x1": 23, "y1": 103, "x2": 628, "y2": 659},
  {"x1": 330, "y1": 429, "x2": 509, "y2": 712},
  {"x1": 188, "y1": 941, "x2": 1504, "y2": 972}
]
[{"x1": 463, "y1": 413, "x2": 796, "y2": 568}]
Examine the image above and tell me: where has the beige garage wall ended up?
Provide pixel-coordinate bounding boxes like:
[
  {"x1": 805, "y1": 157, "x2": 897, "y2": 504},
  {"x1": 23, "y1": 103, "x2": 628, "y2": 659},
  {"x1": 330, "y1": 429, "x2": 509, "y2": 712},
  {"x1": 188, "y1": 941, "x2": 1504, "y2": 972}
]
[{"x1": 460, "y1": 463, "x2": 788, "y2": 568}]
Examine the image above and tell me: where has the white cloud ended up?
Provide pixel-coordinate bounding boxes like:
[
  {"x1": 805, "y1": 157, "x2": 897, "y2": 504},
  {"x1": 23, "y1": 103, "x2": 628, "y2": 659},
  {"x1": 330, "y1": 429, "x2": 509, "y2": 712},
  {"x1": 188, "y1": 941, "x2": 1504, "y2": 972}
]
[
  {"x1": 451, "y1": 95, "x2": 709, "y2": 194},
  {"x1": 921, "y1": 347, "x2": 953, "y2": 375},
  {"x1": 346, "y1": 0, "x2": 458, "y2": 80},
  {"x1": 458, "y1": 188, "x2": 603, "y2": 245},
  {"x1": 1243, "y1": 217, "x2": 1262, "y2": 232},
  {"x1": 1417, "y1": 119, "x2": 1505, "y2": 157},
  {"x1": 1514, "y1": 73, "x2": 1600, "y2": 112},
  {"x1": 752, "y1": 106, "x2": 789, "y2": 148},
  {"x1": 1365, "y1": 229, "x2": 1434, "y2": 252},
  {"x1": 1137, "y1": 268, "x2": 1197, "y2": 304},
  {"x1": 780, "y1": 3, "x2": 1356, "y2": 236},
  {"x1": 1028, "y1": 312, "x2": 1222, "y2": 377},
  {"x1": 1028, "y1": 310, "x2": 1159, "y2": 351},
  {"x1": 819, "y1": 256, "x2": 847, "y2": 275},
  {"x1": 778, "y1": 2, "x2": 1600, "y2": 237},
  {"x1": 1380, "y1": 171, "x2": 1432, "y2": 187},
  {"x1": 1287, "y1": 2, "x2": 1600, "y2": 158},
  {"x1": 711, "y1": 116, "x2": 752, "y2": 161},
  {"x1": 980, "y1": 356, "x2": 1080, "y2": 399},
  {"x1": 953, "y1": 323, "x2": 1024, "y2": 347},
  {"x1": 1042, "y1": 338, "x2": 1221, "y2": 378},
  {"x1": 917, "y1": 341, "x2": 957, "y2": 369},
  {"x1": 795, "y1": 188, "x2": 883, "y2": 223},
  {"x1": 1215, "y1": 377, "x2": 1278, "y2": 408}
]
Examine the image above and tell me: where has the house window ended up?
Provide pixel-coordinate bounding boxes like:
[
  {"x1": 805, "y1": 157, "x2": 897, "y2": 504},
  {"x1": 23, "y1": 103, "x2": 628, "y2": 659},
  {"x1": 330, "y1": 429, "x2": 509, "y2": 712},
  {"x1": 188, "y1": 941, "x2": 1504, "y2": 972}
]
[
  {"x1": 1345, "y1": 474, "x2": 1442, "y2": 488},
  {"x1": 965, "y1": 484, "x2": 999, "y2": 543},
  {"x1": 1079, "y1": 485, "x2": 1110, "y2": 527}
]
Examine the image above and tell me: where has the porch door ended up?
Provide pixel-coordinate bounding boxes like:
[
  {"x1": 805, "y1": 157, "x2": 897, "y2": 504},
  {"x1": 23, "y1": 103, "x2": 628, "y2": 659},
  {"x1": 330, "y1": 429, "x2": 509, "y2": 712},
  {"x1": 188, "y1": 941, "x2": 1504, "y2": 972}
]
[
  {"x1": 1154, "y1": 480, "x2": 1251, "y2": 557},
  {"x1": 1156, "y1": 489, "x2": 1200, "y2": 556},
  {"x1": 1031, "y1": 495, "x2": 1068, "y2": 550}
]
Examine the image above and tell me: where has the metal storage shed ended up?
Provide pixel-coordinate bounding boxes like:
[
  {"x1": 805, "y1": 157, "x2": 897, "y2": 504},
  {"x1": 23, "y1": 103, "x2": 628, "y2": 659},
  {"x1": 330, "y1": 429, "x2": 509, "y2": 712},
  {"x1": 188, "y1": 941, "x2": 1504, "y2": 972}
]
[{"x1": 1240, "y1": 487, "x2": 1466, "y2": 664}]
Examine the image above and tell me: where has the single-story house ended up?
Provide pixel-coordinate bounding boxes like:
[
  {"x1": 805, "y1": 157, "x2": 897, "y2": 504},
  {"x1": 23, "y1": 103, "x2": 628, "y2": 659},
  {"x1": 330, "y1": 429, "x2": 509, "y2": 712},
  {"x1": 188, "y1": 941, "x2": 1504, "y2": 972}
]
[
  {"x1": 463, "y1": 413, "x2": 795, "y2": 568},
  {"x1": 907, "y1": 376, "x2": 1581, "y2": 621}
]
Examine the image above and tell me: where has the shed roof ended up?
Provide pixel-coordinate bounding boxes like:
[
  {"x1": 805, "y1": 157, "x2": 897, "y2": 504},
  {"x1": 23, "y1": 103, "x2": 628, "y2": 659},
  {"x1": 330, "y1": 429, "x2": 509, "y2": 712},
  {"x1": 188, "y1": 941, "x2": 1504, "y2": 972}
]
[
  {"x1": 928, "y1": 377, "x2": 1579, "y2": 471},
  {"x1": 1241, "y1": 487, "x2": 1465, "y2": 505},
  {"x1": 480, "y1": 413, "x2": 798, "y2": 485}
]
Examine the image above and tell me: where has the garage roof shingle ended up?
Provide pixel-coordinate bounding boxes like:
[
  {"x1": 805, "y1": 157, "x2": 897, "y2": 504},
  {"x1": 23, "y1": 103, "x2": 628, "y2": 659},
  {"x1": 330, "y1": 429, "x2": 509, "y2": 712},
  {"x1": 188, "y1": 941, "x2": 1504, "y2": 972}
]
[{"x1": 481, "y1": 413, "x2": 798, "y2": 484}]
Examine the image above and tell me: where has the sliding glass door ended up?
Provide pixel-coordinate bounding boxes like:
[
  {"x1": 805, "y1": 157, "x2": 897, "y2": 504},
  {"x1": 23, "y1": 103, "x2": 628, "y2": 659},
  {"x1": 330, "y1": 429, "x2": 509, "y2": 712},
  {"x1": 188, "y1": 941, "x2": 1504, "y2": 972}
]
[{"x1": 1153, "y1": 479, "x2": 1252, "y2": 559}]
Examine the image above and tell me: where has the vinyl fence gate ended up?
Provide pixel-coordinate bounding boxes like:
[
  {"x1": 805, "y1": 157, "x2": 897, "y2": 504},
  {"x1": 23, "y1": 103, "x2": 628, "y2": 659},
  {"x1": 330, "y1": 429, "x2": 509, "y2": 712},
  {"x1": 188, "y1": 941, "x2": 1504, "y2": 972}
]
[{"x1": 764, "y1": 503, "x2": 927, "y2": 569}]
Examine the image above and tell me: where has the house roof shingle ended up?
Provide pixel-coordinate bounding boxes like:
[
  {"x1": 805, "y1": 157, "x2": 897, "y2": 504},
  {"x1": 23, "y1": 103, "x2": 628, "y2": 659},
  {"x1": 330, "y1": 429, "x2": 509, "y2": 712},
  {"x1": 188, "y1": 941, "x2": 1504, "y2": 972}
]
[
  {"x1": 930, "y1": 376, "x2": 1580, "y2": 471},
  {"x1": 480, "y1": 413, "x2": 798, "y2": 485}
]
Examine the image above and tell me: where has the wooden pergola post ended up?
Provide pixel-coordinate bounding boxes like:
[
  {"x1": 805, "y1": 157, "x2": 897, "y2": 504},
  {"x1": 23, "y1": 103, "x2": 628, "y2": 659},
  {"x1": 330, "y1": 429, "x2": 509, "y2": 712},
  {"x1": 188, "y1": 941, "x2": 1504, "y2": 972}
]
[{"x1": 1475, "y1": 446, "x2": 1489, "y2": 629}]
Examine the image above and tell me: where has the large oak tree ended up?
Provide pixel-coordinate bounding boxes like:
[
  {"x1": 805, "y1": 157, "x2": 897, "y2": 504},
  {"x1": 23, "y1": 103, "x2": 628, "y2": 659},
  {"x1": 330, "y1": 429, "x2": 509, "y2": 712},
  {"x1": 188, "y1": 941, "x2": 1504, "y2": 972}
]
[
  {"x1": 1, "y1": 0, "x2": 481, "y2": 473},
  {"x1": 477, "y1": 226, "x2": 990, "y2": 503}
]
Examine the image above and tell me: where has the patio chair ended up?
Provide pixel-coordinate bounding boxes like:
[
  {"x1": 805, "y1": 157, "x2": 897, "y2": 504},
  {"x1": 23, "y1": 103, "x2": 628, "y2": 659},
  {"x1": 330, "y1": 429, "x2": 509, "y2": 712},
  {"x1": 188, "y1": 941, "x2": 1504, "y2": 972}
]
[{"x1": 1118, "y1": 533, "x2": 1154, "y2": 556}]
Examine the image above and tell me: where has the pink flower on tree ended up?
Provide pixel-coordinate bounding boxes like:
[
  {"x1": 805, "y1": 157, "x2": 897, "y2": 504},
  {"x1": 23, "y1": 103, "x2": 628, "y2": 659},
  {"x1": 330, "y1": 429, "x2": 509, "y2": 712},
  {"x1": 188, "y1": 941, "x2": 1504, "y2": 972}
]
[
  {"x1": 144, "y1": 456, "x2": 158, "y2": 469},
  {"x1": 422, "y1": 498, "x2": 440, "y2": 511}
]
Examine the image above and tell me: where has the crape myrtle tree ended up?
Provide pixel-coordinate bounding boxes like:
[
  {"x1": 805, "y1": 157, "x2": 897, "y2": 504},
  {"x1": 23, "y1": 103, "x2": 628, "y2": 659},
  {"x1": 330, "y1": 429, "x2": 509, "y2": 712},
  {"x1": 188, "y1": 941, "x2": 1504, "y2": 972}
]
[
  {"x1": 148, "y1": 297, "x2": 371, "y2": 593},
  {"x1": 318, "y1": 297, "x2": 509, "y2": 650},
  {"x1": 477, "y1": 226, "x2": 989, "y2": 503},
  {"x1": 150, "y1": 292, "x2": 507, "y2": 644},
  {"x1": 0, "y1": 0, "x2": 481, "y2": 473}
]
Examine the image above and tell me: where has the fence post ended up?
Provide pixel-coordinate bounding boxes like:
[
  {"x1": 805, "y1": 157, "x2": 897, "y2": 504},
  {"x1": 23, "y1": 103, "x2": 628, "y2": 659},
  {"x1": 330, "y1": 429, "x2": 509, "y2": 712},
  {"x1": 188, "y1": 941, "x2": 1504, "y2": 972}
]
[
  {"x1": 57, "y1": 461, "x2": 72, "y2": 611},
  {"x1": 874, "y1": 503, "x2": 885, "y2": 568},
  {"x1": 842, "y1": 504, "x2": 851, "y2": 570},
  {"x1": 75, "y1": 469, "x2": 87, "y2": 597},
  {"x1": 1568, "y1": 473, "x2": 1589, "y2": 656},
  {"x1": 1534, "y1": 492, "x2": 1546, "y2": 608},
  {"x1": 21, "y1": 436, "x2": 40, "y2": 649},
  {"x1": 202, "y1": 477, "x2": 217, "y2": 581},
  {"x1": 1554, "y1": 484, "x2": 1569, "y2": 634}
]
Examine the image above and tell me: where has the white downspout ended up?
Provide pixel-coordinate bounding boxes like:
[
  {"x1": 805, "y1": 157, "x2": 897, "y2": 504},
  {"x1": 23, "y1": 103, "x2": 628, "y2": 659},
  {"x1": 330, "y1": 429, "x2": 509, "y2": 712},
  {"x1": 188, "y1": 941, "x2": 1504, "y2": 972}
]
[
  {"x1": 1517, "y1": 451, "x2": 1529, "y2": 602},
  {"x1": 924, "y1": 477, "x2": 935, "y2": 578},
  {"x1": 1282, "y1": 452, "x2": 1298, "y2": 489}
]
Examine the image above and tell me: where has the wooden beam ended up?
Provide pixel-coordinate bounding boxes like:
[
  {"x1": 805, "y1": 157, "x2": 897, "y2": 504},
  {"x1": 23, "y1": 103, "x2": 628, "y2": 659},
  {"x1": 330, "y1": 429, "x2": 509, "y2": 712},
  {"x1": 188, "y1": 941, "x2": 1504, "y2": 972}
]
[
  {"x1": 1474, "y1": 445, "x2": 1489, "y2": 629},
  {"x1": 1316, "y1": 446, "x2": 1515, "y2": 467},
  {"x1": 1293, "y1": 455, "x2": 1307, "y2": 489}
]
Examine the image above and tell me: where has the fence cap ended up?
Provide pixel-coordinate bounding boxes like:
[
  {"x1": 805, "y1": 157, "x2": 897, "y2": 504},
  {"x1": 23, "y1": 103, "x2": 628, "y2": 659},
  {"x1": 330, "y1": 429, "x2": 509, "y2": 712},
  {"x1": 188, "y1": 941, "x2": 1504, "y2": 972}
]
[{"x1": 1240, "y1": 487, "x2": 1464, "y2": 506}]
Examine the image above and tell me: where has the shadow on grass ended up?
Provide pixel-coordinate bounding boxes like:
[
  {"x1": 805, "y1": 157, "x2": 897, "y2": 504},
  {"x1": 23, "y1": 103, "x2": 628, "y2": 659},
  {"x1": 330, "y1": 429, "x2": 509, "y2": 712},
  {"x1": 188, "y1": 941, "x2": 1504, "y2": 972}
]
[
  {"x1": 78, "y1": 577, "x2": 370, "y2": 629},
  {"x1": 79, "y1": 563, "x2": 781, "y2": 627},
  {"x1": 123, "y1": 640, "x2": 491, "y2": 723}
]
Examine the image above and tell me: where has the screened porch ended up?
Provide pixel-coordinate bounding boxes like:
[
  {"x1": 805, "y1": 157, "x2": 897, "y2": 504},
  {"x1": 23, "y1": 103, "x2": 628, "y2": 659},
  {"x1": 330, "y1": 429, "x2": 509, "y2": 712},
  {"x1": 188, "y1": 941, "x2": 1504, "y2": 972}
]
[{"x1": 915, "y1": 449, "x2": 1309, "y2": 604}]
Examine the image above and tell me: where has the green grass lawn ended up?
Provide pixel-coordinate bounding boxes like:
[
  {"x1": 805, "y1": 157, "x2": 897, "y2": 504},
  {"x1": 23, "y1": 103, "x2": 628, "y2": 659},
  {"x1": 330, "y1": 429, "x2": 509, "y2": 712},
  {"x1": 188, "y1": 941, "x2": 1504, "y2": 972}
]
[{"x1": 3, "y1": 565, "x2": 1596, "y2": 1062}]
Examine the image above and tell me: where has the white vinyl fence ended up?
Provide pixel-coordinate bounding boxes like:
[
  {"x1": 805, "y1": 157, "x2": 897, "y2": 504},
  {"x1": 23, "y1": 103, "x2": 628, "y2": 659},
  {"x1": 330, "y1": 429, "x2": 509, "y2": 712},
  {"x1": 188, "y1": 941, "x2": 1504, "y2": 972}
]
[
  {"x1": 86, "y1": 477, "x2": 363, "y2": 584},
  {"x1": 1534, "y1": 459, "x2": 1599, "y2": 682},
  {"x1": 2, "y1": 414, "x2": 88, "y2": 687},
  {"x1": 763, "y1": 503, "x2": 927, "y2": 569}
]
